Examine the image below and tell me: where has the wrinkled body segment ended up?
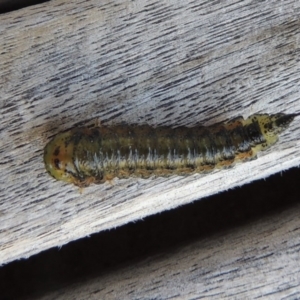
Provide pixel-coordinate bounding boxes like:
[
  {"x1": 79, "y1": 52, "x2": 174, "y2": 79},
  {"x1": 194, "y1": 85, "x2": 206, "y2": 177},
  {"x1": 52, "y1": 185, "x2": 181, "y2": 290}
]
[{"x1": 44, "y1": 113, "x2": 296, "y2": 187}]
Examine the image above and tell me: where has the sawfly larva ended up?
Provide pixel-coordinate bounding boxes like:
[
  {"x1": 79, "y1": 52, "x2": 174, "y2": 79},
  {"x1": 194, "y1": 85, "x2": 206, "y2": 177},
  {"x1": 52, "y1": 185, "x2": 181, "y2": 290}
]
[{"x1": 44, "y1": 113, "x2": 297, "y2": 187}]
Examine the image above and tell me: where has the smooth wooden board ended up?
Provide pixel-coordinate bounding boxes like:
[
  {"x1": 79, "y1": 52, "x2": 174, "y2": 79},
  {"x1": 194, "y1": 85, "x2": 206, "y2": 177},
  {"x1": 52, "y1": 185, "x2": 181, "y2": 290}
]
[
  {"x1": 1, "y1": 0, "x2": 300, "y2": 264},
  {"x1": 38, "y1": 201, "x2": 300, "y2": 300}
]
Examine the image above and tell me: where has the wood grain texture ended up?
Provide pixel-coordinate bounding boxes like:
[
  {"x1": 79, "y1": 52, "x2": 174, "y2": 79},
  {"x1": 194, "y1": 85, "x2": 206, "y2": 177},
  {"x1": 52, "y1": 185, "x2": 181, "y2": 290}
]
[
  {"x1": 1, "y1": 0, "x2": 300, "y2": 264},
  {"x1": 38, "y1": 201, "x2": 300, "y2": 299}
]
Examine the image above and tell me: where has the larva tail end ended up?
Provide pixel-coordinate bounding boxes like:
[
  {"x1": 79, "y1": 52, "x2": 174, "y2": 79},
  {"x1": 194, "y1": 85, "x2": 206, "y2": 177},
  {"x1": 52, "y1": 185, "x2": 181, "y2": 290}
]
[
  {"x1": 273, "y1": 113, "x2": 298, "y2": 133},
  {"x1": 265, "y1": 113, "x2": 297, "y2": 136},
  {"x1": 245, "y1": 113, "x2": 297, "y2": 152}
]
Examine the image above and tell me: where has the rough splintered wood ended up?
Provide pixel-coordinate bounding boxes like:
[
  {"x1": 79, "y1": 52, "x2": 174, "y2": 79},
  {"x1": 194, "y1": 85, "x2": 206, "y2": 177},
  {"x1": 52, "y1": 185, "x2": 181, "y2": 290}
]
[
  {"x1": 38, "y1": 202, "x2": 300, "y2": 300},
  {"x1": 1, "y1": 0, "x2": 300, "y2": 265}
]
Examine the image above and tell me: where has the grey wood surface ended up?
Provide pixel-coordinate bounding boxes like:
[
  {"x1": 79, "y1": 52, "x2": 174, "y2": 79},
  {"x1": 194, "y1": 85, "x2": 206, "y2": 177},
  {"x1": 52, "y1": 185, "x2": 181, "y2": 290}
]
[
  {"x1": 39, "y1": 200, "x2": 300, "y2": 300},
  {"x1": 1, "y1": 0, "x2": 300, "y2": 265}
]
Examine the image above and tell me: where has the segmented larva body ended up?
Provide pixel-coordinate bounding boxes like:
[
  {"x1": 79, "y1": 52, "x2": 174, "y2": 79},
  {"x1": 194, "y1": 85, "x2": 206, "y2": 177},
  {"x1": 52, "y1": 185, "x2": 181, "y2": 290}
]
[{"x1": 44, "y1": 113, "x2": 296, "y2": 187}]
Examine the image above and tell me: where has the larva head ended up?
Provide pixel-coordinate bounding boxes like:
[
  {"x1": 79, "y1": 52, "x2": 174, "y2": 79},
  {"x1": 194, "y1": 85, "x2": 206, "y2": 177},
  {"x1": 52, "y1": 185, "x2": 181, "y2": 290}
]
[{"x1": 44, "y1": 130, "x2": 79, "y2": 185}]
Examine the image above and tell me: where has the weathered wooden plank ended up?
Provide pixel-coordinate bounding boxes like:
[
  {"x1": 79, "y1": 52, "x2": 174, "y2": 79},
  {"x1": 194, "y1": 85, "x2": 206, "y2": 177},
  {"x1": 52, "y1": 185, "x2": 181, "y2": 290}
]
[
  {"x1": 1, "y1": 0, "x2": 300, "y2": 265},
  {"x1": 38, "y1": 201, "x2": 300, "y2": 299}
]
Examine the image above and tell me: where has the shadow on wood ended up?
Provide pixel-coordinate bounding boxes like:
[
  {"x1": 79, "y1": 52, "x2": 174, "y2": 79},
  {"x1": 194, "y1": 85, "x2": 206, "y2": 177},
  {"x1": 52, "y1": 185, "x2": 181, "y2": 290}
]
[{"x1": 1, "y1": 167, "x2": 300, "y2": 299}]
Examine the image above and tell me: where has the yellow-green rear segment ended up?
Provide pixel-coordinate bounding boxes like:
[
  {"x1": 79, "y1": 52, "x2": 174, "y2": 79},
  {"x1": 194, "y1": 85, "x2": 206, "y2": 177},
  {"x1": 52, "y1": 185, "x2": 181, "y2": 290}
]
[{"x1": 243, "y1": 113, "x2": 296, "y2": 154}]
